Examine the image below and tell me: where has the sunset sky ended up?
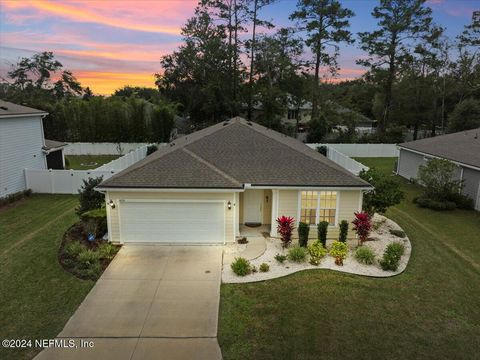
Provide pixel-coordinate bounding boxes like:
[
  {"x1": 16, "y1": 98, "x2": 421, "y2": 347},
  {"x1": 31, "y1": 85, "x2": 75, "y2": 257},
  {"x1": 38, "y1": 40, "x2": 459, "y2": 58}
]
[{"x1": 0, "y1": 0, "x2": 476, "y2": 95}]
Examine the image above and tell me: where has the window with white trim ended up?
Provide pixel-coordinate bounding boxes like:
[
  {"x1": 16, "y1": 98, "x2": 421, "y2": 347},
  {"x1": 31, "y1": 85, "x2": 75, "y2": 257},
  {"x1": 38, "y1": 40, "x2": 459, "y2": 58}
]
[{"x1": 299, "y1": 191, "x2": 337, "y2": 226}]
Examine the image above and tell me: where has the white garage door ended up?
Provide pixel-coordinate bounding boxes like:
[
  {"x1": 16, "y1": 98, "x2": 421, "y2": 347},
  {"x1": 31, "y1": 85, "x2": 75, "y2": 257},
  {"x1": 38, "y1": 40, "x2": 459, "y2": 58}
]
[{"x1": 119, "y1": 201, "x2": 225, "y2": 244}]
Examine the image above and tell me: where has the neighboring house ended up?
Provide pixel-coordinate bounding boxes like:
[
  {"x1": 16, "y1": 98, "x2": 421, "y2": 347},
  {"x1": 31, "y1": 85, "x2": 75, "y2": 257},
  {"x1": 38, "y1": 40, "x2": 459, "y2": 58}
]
[
  {"x1": 97, "y1": 117, "x2": 371, "y2": 244},
  {"x1": 43, "y1": 139, "x2": 67, "y2": 169},
  {"x1": 397, "y1": 128, "x2": 480, "y2": 211},
  {"x1": 0, "y1": 100, "x2": 48, "y2": 198}
]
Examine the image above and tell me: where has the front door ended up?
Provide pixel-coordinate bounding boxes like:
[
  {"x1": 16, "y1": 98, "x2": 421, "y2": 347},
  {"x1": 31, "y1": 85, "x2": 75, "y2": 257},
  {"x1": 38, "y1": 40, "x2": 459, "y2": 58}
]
[{"x1": 244, "y1": 190, "x2": 263, "y2": 223}]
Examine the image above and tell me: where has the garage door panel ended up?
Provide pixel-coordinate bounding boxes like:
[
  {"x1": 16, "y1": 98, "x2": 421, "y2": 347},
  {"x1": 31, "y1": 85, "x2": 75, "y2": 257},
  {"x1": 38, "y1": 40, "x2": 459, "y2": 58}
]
[{"x1": 119, "y1": 201, "x2": 225, "y2": 244}]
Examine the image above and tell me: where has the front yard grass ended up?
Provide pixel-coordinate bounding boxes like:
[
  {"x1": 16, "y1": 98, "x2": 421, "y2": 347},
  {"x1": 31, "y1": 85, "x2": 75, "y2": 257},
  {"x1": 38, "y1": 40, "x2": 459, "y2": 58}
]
[
  {"x1": 0, "y1": 195, "x2": 94, "y2": 360},
  {"x1": 219, "y1": 157, "x2": 480, "y2": 359},
  {"x1": 65, "y1": 155, "x2": 119, "y2": 170}
]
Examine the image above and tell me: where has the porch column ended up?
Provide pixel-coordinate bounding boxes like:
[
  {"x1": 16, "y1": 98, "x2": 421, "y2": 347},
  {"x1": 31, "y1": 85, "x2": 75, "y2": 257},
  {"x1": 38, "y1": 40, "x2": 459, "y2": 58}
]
[
  {"x1": 270, "y1": 190, "x2": 279, "y2": 237},
  {"x1": 235, "y1": 192, "x2": 240, "y2": 237}
]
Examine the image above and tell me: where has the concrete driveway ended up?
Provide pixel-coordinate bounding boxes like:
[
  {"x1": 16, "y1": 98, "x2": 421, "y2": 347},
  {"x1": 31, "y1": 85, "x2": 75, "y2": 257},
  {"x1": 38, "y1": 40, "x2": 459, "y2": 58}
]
[{"x1": 36, "y1": 245, "x2": 223, "y2": 360}]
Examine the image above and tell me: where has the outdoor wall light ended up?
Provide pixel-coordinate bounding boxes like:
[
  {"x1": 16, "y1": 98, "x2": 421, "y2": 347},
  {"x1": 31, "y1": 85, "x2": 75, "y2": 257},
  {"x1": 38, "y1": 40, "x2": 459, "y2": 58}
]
[
  {"x1": 227, "y1": 201, "x2": 232, "y2": 210},
  {"x1": 108, "y1": 200, "x2": 116, "y2": 209}
]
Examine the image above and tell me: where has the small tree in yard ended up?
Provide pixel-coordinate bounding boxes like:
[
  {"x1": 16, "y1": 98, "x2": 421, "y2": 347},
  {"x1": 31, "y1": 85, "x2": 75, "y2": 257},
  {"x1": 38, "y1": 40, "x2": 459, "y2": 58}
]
[
  {"x1": 276, "y1": 216, "x2": 295, "y2": 248},
  {"x1": 76, "y1": 177, "x2": 104, "y2": 216},
  {"x1": 298, "y1": 222, "x2": 310, "y2": 247},
  {"x1": 417, "y1": 159, "x2": 461, "y2": 201},
  {"x1": 352, "y1": 212, "x2": 371, "y2": 245},
  {"x1": 339, "y1": 220, "x2": 349, "y2": 242},
  {"x1": 317, "y1": 221, "x2": 329, "y2": 248},
  {"x1": 359, "y1": 168, "x2": 404, "y2": 215}
]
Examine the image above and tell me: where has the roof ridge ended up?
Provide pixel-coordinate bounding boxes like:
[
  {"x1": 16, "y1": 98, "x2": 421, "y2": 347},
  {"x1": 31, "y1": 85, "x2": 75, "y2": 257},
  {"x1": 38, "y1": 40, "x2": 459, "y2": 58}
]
[
  {"x1": 235, "y1": 119, "x2": 369, "y2": 184},
  {"x1": 181, "y1": 147, "x2": 242, "y2": 187}
]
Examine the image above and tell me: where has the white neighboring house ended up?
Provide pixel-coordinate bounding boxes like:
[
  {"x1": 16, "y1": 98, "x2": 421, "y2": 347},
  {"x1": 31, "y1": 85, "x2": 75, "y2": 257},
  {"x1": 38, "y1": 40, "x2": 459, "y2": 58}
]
[{"x1": 0, "y1": 100, "x2": 49, "y2": 198}]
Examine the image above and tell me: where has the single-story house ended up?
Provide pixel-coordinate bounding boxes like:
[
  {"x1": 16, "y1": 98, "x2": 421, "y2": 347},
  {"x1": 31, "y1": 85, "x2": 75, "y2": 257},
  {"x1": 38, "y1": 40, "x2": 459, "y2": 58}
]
[
  {"x1": 97, "y1": 117, "x2": 372, "y2": 244},
  {"x1": 0, "y1": 100, "x2": 48, "y2": 198},
  {"x1": 43, "y1": 139, "x2": 68, "y2": 169},
  {"x1": 397, "y1": 128, "x2": 480, "y2": 211}
]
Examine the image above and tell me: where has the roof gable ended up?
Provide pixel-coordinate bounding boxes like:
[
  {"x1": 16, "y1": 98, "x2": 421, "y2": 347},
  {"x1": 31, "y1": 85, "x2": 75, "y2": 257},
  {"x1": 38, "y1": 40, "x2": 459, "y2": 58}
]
[
  {"x1": 0, "y1": 100, "x2": 48, "y2": 118},
  {"x1": 99, "y1": 118, "x2": 369, "y2": 189}
]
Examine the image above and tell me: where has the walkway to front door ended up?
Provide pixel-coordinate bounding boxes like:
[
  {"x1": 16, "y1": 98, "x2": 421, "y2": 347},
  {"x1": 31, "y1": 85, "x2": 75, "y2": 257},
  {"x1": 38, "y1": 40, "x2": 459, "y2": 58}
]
[{"x1": 35, "y1": 246, "x2": 223, "y2": 360}]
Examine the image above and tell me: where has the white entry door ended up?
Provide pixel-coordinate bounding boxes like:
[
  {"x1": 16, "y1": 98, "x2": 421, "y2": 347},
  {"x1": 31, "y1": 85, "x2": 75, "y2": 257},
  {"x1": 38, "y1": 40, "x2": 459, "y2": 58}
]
[
  {"x1": 243, "y1": 190, "x2": 263, "y2": 223},
  {"x1": 119, "y1": 201, "x2": 225, "y2": 244}
]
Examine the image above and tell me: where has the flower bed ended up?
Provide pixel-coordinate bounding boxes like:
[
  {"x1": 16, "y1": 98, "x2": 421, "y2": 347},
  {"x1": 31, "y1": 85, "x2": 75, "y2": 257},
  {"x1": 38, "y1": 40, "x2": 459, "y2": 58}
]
[{"x1": 222, "y1": 214, "x2": 411, "y2": 283}]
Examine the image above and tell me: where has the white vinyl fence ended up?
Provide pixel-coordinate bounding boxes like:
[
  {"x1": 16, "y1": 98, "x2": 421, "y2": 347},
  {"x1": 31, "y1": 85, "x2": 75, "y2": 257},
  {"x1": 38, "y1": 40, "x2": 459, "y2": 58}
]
[
  {"x1": 325, "y1": 147, "x2": 369, "y2": 175},
  {"x1": 64, "y1": 142, "x2": 150, "y2": 155},
  {"x1": 25, "y1": 145, "x2": 149, "y2": 194},
  {"x1": 307, "y1": 143, "x2": 399, "y2": 158}
]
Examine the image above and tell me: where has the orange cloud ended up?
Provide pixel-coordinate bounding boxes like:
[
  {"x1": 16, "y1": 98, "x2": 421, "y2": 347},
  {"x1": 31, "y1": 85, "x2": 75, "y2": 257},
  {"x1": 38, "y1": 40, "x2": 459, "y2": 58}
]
[
  {"x1": 75, "y1": 71, "x2": 156, "y2": 95},
  {"x1": 2, "y1": 0, "x2": 192, "y2": 35}
]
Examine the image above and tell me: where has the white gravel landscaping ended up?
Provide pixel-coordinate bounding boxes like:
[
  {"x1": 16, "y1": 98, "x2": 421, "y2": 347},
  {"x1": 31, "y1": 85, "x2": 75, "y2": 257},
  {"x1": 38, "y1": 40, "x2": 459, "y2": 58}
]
[{"x1": 222, "y1": 214, "x2": 411, "y2": 283}]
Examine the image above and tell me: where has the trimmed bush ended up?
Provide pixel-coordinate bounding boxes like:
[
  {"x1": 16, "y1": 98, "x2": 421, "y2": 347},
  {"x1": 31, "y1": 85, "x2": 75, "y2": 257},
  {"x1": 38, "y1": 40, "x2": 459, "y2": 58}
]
[
  {"x1": 231, "y1": 257, "x2": 251, "y2": 276},
  {"x1": 287, "y1": 246, "x2": 308, "y2": 263},
  {"x1": 97, "y1": 242, "x2": 117, "y2": 260},
  {"x1": 146, "y1": 144, "x2": 158, "y2": 155},
  {"x1": 446, "y1": 192, "x2": 474, "y2": 210},
  {"x1": 298, "y1": 222, "x2": 310, "y2": 247},
  {"x1": 317, "y1": 145, "x2": 327, "y2": 156},
  {"x1": 274, "y1": 254, "x2": 287, "y2": 263},
  {"x1": 329, "y1": 241, "x2": 349, "y2": 266},
  {"x1": 414, "y1": 197, "x2": 456, "y2": 211},
  {"x1": 317, "y1": 221, "x2": 329, "y2": 248},
  {"x1": 354, "y1": 246, "x2": 375, "y2": 265},
  {"x1": 63, "y1": 241, "x2": 86, "y2": 259},
  {"x1": 308, "y1": 240, "x2": 327, "y2": 265},
  {"x1": 389, "y1": 229, "x2": 406, "y2": 238},
  {"x1": 80, "y1": 207, "x2": 107, "y2": 238},
  {"x1": 380, "y1": 242, "x2": 405, "y2": 271},
  {"x1": 339, "y1": 220, "x2": 349, "y2": 242},
  {"x1": 259, "y1": 263, "x2": 270, "y2": 272}
]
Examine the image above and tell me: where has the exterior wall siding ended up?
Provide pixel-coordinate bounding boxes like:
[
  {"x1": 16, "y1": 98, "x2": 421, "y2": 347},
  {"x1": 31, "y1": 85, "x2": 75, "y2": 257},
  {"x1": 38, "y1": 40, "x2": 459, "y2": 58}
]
[
  {"x1": 462, "y1": 168, "x2": 480, "y2": 208},
  {"x1": 0, "y1": 116, "x2": 46, "y2": 198},
  {"x1": 277, "y1": 189, "x2": 362, "y2": 240},
  {"x1": 397, "y1": 149, "x2": 426, "y2": 180},
  {"x1": 106, "y1": 191, "x2": 236, "y2": 243}
]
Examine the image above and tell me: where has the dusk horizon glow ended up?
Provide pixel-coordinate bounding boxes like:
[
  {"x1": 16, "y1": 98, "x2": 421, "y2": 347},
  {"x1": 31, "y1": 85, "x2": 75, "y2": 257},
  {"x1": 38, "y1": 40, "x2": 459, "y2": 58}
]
[{"x1": 0, "y1": 0, "x2": 475, "y2": 95}]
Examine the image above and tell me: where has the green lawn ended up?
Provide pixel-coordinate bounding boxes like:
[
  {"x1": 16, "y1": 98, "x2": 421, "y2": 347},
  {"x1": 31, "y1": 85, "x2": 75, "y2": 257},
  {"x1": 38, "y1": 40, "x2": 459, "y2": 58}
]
[
  {"x1": 0, "y1": 195, "x2": 94, "y2": 360},
  {"x1": 65, "y1": 155, "x2": 119, "y2": 170},
  {"x1": 219, "y1": 157, "x2": 480, "y2": 360}
]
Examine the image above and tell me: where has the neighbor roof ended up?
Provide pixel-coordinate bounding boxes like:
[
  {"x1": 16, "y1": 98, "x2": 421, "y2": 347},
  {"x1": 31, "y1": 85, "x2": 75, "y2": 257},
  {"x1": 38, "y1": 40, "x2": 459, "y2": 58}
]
[
  {"x1": 398, "y1": 128, "x2": 480, "y2": 169},
  {"x1": 98, "y1": 117, "x2": 370, "y2": 189},
  {"x1": 0, "y1": 100, "x2": 48, "y2": 118},
  {"x1": 43, "y1": 139, "x2": 67, "y2": 151}
]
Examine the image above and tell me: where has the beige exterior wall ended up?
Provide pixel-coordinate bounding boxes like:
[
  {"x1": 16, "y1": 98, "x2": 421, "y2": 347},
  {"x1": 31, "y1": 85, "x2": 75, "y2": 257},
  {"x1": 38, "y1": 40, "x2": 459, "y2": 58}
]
[
  {"x1": 106, "y1": 191, "x2": 236, "y2": 244},
  {"x1": 277, "y1": 189, "x2": 362, "y2": 240},
  {"x1": 263, "y1": 189, "x2": 272, "y2": 224}
]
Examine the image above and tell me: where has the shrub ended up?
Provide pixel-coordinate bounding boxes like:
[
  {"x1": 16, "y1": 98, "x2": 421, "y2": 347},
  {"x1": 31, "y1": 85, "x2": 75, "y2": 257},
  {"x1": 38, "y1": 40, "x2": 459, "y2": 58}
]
[
  {"x1": 237, "y1": 237, "x2": 248, "y2": 244},
  {"x1": 352, "y1": 212, "x2": 372, "y2": 245},
  {"x1": 359, "y1": 168, "x2": 404, "y2": 215},
  {"x1": 80, "y1": 207, "x2": 107, "y2": 238},
  {"x1": 146, "y1": 144, "x2": 158, "y2": 155},
  {"x1": 251, "y1": 265, "x2": 257, "y2": 273},
  {"x1": 447, "y1": 192, "x2": 474, "y2": 210},
  {"x1": 231, "y1": 257, "x2": 251, "y2": 276},
  {"x1": 339, "y1": 220, "x2": 349, "y2": 242},
  {"x1": 389, "y1": 229, "x2": 406, "y2": 238},
  {"x1": 276, "y1": 216, "x2": 295, "y2": 248},
  {"x1": 259, "y1": 263, "x2": 270, "y2": 272},
  {"x1": 308, "y1": 240, "x2": 327, "y2": 265},
  {"x1": 354, "y1": 246, "x2": 375, "y2": 265},
  {"x1": 77, "y1": 249, "x2": 101, "y2": 270},
  {"x1": 287, "y1": 246, "x2": 308, "y2": 263},
  {"x1": 317, "y1": 221, "x2": 329, "y2": 248},
  {"x1": 78, "y1": 261, "x2": 102, "y2": 279},
  {"x1": 317, "y1": 145, "x2": 328, "y2": 156},
  {"x1": 414, "y1": 197, "x2": 456, "y2": 211},
  {"x1": 329, "y1": 241, "x2": 349, "y2": 265},
  {"x1": 97, "y1": 242, "x2": 117, "y2": 260},
  {"x1": 64, "y1": 241, "x2": 86, "y2": 260},
  {"x1": 380, "y1": 242, "x2": 405, "y2": 271},
  {"x1": 298, "y1": 222, "x2": 310, "y2": 247},
  {"x1": 76, "y1": 177, "x2": 104, "y2": 215},
  {"x1": 274, "y1": 254, "x2": 287, "y2": 263}
]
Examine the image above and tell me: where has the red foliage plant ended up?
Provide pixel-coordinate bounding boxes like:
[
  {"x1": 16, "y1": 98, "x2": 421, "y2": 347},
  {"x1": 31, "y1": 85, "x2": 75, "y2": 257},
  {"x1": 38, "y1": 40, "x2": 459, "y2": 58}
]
[
  {"x1": 352, "y1": 212, "x2": 372, "y2": 245},
  {"x1": 276, "y1": 216, "x2": 295, "y2": 248}
]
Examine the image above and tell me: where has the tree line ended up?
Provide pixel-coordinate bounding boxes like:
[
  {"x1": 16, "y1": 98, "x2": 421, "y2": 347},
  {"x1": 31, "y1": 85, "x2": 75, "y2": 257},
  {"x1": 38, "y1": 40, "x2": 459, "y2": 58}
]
[{"x1": 1, "y1": 0, "x2": 478, "y2": 144}]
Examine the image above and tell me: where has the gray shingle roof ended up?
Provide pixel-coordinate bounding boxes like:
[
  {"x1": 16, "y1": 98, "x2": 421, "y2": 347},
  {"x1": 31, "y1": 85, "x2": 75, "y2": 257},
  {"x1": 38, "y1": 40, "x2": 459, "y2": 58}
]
[
  {"x1": 99, "y1": 117, "x2": 370, "y2": 189},
  {"x1": 43, "y1": 139, "x2": 67, "y2": 151},
  {"x1": 399, "y1": 128, "x2": 480, "y2": 169},
  {"x1": 0, "y1": 100, "x2": 48, "y2": 117}
]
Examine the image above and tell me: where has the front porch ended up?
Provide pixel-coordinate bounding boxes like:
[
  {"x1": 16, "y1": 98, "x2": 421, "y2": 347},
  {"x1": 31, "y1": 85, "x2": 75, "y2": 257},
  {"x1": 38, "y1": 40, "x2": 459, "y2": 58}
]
[{"x1": 236, "y1": 189, "x2": 278, "y2": 238}]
